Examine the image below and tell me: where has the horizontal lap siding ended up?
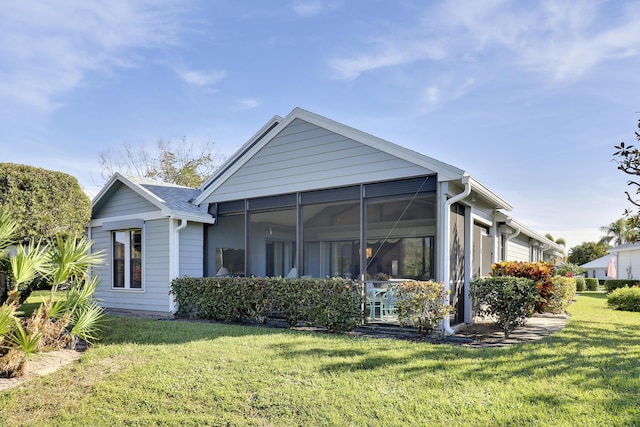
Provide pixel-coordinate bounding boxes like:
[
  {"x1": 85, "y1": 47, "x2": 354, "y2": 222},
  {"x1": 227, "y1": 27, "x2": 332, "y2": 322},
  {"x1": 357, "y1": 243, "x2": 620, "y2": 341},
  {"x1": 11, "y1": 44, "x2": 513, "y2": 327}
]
[
  {"x1": 179, "y1": 222, "x2": 203, "y2": 277},
  {"x1": 94, "y1": 183, "x2": 158, "y2": 218},
  {"x1": 143, "y1": 219, "x2": 171, "y2": 312},
  {"x1": 92, "y1": 219, "x2": 172, "y2": 313},
  {"x1": 208, "y1": 118, "x2": 430, "y2": 201},
  {"x1": 507, "y1": 236, "x2": 531, "y2": 262}
]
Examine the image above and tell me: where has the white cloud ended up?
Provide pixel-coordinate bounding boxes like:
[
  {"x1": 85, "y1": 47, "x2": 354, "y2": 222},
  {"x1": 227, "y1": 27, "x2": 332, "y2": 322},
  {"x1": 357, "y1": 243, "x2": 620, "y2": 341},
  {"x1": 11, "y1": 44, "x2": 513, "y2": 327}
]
[
  {"x1": 328, "y1": 0, "x2": 640, "y2": 83},
  {"x1": 420, "y1": 77, "x2": 476, "y2": 114},
  {"x1": 0, "y1": 0, "x2": 187, "y2": 111},
  {"x1": 176, "y1": 69, "x2": 227, "y2": 87},
  {"x1": 293, "y1": 0, "x2": 322, "y2": 17},
  {"x1": 292, "y1": 0, "x2": 338, "y2": 18},
  {"x1": 330, "y1": 41, "x2": 446, "y2": 80},
  {"x1": 238, "y1": 98, "x2": 260, "y2": 109}
]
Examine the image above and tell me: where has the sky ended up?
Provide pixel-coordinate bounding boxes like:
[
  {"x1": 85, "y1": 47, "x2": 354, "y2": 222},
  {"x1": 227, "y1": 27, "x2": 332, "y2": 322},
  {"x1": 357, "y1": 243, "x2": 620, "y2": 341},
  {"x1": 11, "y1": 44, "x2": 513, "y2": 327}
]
[{"x1": 1, "y1": 0, "x2": 639, "y2": 252}]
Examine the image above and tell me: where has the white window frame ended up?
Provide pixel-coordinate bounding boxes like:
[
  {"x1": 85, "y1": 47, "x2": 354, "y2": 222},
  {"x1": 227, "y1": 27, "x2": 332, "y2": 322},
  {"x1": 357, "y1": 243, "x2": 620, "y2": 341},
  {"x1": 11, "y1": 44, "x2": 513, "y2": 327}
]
[{"x1": 111, "y1": 229, "x2": 144, "y2": 291}]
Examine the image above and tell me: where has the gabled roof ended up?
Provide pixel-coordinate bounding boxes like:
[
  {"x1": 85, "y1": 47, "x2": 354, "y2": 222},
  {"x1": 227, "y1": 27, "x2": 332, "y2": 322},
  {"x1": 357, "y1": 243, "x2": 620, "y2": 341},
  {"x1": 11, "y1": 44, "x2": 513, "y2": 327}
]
[
  {"x1": 194, "y1": 107, "x2": 511, "y2": 210},
  {"x1": 494, "y1": 212, "x2": 565, "y2": 255},
  {"x1": 580, "y1": 254, "x2": 612, "y2": 269},
  {"x1": 92, "y1": 173, "x2": 215, "y2": 223},
  {"x1": 609, "y1": 242, "x2": 640, "y2": 253}
]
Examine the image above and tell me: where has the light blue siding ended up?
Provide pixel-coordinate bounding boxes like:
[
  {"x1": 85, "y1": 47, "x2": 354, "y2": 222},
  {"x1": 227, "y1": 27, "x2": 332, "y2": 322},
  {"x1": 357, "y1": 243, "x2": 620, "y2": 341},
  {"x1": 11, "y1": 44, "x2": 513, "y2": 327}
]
[
  {"x1": 205, "y1": 118, "x2": 432, "y2": 202},
  {"x1": 179, "y1": 222, "x2": 203, "y2": 277},
  {"x1": 92, "y1": 219, "x2": 173, "y2": 313},
  {"x1": 93, "y1": 182, "x2": 158, "y2": 219}
]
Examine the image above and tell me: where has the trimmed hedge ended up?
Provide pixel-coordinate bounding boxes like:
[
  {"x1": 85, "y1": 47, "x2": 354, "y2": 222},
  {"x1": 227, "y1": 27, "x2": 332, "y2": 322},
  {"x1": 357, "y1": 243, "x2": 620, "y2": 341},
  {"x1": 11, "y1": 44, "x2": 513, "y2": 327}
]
[
  {"x1": 604, "y1": 280, "x2": 639, "y2": 293},
  {"x1": 585, "y1": 278, "x2": 599, "y2": 291},
  {"x1": 490, "y1": 261, "x2": 555, "y2": 312},
  {"x1": 607, "y1": 286, "x2": 640, "y2": 312},
  {"x1": 546, "y1": 276, "x2": 577, "y2": 314},
  {"x1": 394, "y1": 280, "x2": 452, "y2": 335},
  {"x1": 170, "y1": 276, "x2": 363, "y2": 333},
  {"x1": 575, "y1": 277, "x2": 585, "y2": 292},
  {"x1": 470, "y1": 276, "x2": 538, "y2": 337}
]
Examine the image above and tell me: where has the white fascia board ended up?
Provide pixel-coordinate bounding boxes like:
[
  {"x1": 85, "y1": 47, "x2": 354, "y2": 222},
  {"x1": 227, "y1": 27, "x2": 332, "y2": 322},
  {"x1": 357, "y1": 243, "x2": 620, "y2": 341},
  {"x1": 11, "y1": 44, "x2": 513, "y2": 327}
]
[
  {"x1": 468, "y1": 176, "x2": 513, "y2": 211},
  {"x1": 89, "y1": 211, "x2": 168, "y2": 228},
  {"x1": 92, "y1": 173, "x2": 169, "y2": 214},
  {"x1": 194, "y1": 107, "x2": 472, "y2": 205},
  {"x1": 194, "y1": 115, "x2": 283, "y2": 204},
  {"x1": 292, "y1": 108, "x2": 466, "y2": 182},
  {"x1": 90, "y1": 211, "x2": 215, "y2": 229},
  {"x1": 609, "y1": 243, "x2": 640, "y2": 253},
  {"x1": 503, "y1": 217, "x2": 565, "y2": 254}
]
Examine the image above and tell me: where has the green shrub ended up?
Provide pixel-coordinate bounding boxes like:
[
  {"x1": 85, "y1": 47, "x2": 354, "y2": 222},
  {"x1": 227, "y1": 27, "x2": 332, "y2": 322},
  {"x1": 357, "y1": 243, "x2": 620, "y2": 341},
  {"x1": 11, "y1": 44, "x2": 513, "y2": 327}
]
[
  {"x1": 491, "y1": 261, "x2": 554, "y2": 312},
  {"x1": 607, "y1": 286, "x2": 640, "y2": 312},
  {"x1": 470, "y1": 276, "x2": 538, "y2": 337},
  {"x1": 545, "y1": 276, "x2": 576, "y2": 314},
  {"x1": 604, "y1": 280, "x2": 637, "y2": 293},
  {"x1": 394, "y1": 280, "x2": 452, "y2": 335},
  {"x1": 171, "y1": 276, "x2": 363, "y2": 333},
  {"x1": 575, "y1": 277, "x2": 585, "y2": 292},
  {"x1": 585, "y1": 278, "x2": 600, "y2": 291}
]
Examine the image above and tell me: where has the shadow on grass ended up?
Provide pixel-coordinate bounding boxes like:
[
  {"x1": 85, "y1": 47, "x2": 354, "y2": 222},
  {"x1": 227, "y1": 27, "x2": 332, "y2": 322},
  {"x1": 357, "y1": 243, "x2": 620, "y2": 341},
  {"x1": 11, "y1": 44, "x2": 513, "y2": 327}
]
[{"x1": 99, "y1": 315, "x2": 301, "y2": 346}]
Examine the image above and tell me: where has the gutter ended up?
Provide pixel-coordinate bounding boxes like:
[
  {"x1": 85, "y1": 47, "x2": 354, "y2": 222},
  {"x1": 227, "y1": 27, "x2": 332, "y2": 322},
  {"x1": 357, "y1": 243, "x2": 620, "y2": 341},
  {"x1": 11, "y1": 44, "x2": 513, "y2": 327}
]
[
  {"x1": 170, "y1": 218, "x2": 188, "y2": 313},
  {"x1": 442, "y1": 175, "x2": 471, "y2": 335},
  {"x1": 503, "y1": 218, "x2": 521, "y2": 260}
]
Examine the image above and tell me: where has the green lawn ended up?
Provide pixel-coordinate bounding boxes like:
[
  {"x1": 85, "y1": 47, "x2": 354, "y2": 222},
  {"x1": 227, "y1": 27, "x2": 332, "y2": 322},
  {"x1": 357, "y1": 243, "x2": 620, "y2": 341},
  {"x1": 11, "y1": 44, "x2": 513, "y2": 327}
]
[{"x1": 1, "y1": 292, "x2": 639, "y2": 426}]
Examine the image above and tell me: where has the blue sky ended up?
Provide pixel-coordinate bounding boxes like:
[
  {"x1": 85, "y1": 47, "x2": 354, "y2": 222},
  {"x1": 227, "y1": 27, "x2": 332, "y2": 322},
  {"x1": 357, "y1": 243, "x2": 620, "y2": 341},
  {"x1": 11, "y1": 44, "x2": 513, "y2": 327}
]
[{"x1": 1, "y1": 0, "x2": 639, "y2": 251}]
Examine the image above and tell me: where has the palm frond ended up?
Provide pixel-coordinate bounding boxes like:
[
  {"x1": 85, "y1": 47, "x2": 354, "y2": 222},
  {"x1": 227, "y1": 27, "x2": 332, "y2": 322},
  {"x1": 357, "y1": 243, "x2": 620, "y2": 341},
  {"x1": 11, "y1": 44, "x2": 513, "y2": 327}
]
[
  {"x1": 69, "y1": 303, "x2": 105, "y2": 345},
  {"x1": 9, "y1": 240, "x2": 51, "y2": 286},
  {"x1": 49, "y1": 236, "x2": 105, "y2": 288}
]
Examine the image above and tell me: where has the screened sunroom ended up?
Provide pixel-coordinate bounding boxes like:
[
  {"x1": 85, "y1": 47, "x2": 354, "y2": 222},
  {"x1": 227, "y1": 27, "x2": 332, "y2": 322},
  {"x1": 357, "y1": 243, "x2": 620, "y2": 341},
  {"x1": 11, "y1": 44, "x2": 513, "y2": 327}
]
[{"x1": 205, "y1": 175, "x2": 437, "y2": 284}]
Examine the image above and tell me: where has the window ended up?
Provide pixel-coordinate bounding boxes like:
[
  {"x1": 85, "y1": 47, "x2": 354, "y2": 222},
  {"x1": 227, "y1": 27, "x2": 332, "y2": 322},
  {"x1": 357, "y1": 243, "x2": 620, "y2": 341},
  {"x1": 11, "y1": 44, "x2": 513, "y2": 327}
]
[{"x1": 112, "y1": 229, "x2": 142, "y2": 289}]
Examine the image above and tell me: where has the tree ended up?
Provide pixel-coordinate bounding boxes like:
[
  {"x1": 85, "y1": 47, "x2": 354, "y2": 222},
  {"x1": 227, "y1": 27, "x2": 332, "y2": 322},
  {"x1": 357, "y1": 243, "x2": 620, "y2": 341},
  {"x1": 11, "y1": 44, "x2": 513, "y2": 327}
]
[
  {"x1": 567, "y1": 241, "x2": 609, "y2": 266},
  {"x1": 545, "y1": 233, "x2": 566, "y2": 247},
  {"x1": 613, "y1": 118, "x2": 640, "y2": 238},
  {"x1": 598, "y1": 218, "x2": 636, "y2": 246},
  {"x1": 0, "y1": 164, "x2": 91, "y2": 242},
  {"x1": 99, "y1": 138, "x2": 226, "y2": 188}
]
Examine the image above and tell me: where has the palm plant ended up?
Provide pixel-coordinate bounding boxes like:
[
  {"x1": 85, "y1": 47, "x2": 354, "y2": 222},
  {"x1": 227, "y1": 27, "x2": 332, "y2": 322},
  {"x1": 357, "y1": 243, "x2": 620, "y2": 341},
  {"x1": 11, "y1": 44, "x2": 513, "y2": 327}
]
[
  {"x1": 599, "y1": 218, "x2": 635, "y2": 246},
  {"x1": 48, "y1": 236, "x2": 104, "y2": 294}
]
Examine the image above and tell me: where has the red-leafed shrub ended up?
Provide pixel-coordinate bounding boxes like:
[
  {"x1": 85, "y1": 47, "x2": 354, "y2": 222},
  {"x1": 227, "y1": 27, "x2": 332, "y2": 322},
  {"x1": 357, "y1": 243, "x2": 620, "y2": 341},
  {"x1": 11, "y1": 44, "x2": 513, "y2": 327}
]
[{"x1": 491, "y1": 261, "x2": 555, "y2": 312}]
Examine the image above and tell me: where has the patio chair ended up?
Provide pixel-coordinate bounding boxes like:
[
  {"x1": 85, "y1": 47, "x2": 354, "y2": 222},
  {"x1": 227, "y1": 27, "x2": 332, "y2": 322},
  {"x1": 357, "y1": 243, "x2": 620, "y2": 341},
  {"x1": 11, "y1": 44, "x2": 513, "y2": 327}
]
[
  {"x1": 366, "y1": 283, "x2": 386, "y2": 320},
  {"x1": 382, "y1": 286, "x2": 397, "y2": 319}
]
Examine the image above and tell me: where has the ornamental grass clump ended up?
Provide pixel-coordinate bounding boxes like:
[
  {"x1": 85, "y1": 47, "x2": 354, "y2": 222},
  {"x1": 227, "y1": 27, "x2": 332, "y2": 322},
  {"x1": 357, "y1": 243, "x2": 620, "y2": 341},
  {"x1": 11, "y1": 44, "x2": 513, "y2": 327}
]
[{"x1": 470, "y1": 276, "x2": 538, "y2": 338}]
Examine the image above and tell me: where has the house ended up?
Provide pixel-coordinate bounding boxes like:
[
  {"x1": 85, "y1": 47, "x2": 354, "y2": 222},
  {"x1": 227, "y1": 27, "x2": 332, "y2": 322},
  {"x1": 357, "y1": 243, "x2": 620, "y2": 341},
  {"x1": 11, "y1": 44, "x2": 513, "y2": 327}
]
[
  {"x1": 89, "y1": 107, "x2": 564, "y2": 328},
  {"x1": 604, "y1": 242, "x2": 640, "y2": 281},
  {"x1": 580, "y1": 254, "x2": 612, "y2": 280}
]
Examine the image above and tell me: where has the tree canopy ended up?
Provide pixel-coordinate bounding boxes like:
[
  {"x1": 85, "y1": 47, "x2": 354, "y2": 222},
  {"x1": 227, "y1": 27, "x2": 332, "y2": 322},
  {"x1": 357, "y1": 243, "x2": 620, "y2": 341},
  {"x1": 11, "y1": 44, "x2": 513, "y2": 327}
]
[
  {"x1": 99, "y1": 138, "x2": 226, "y2": 188},
  {"x1": 613, "y1": 118, "x2": 640, "y2": 236},
  {"x1": 567, "y1": 241, "x2": 609, "y2": 266},
  {"x1": 0, "y1": 163, "x2": 91, "y2": 242},
  {"x1": 598, "y1": 218, "x2": 637, "y2": 246}
]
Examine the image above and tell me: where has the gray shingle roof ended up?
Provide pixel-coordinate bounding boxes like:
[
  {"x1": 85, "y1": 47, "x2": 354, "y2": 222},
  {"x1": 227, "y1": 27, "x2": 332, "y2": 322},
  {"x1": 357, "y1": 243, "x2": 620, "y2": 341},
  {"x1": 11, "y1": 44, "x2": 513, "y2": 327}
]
[{"x1": 124, "y1": 175, "x2": 211, "y2": 219}]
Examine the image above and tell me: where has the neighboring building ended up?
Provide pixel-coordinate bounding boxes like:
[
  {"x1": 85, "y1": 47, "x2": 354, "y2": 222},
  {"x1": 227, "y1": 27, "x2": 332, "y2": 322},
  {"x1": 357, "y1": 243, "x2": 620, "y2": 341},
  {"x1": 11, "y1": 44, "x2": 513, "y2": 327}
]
[
  {"x1": 89, "y1": 107, "x2": 564, "y2": 327},
  {"x1": 605, "y1": 242, "x2": 640, "y2": 281},
  {"x1": 580, "y1": 254, "x2": 611, "y2": 280}
]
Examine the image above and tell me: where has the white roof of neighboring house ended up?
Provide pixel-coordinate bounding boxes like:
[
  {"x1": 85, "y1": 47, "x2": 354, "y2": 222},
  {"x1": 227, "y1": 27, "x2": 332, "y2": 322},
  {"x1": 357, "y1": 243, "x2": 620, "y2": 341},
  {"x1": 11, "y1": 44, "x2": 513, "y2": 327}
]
[
  {"x1": 609, "y1": 242, "x2": 640, "y2": 253},
  {"x1": 580, "y1": 254, "x2": 612, "y2": 269}
]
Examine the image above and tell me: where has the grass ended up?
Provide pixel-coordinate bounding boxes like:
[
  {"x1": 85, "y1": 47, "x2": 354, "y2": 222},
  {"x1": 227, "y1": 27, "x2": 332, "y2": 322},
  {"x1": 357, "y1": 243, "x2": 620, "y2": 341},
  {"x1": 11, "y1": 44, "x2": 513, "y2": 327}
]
[
  {"x1": 1, "y1": 292, "x2": 639, "y2": 426},
  {"x1": 17, "y1": 290, "x2": 67, "y2": 317}
]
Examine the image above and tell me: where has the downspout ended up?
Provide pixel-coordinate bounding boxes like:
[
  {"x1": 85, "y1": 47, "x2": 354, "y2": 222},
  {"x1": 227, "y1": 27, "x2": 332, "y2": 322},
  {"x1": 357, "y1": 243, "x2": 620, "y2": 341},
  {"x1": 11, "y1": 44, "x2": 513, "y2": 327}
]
[
  {"x1": 442, "y1": 175, "x2": 471, "y2": 335},
  {"x1": 170, "y1": 218, "x2": 188, "y2": 313},
  {"x1": 503, "y1": 218, "x2": 520, "y2": 261}
]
